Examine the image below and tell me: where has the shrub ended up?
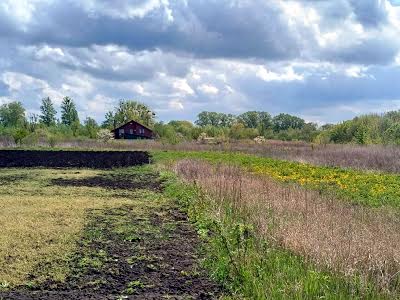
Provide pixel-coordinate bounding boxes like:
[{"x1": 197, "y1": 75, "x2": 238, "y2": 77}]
[
  {"x1": 97, "y1": 129, "x2": 114, "y2": 143},
  {"x1": 12, "y1": 128, "x2": 29, "y2": 145}
]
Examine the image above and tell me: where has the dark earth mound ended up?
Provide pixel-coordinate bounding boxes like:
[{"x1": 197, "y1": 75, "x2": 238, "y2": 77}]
[
  {"x1": 52, "y1": 173, "x2": 164, "y2": 192},
  {"x1": 0, "y1": 150, "x2": 150, "y2": 169}
]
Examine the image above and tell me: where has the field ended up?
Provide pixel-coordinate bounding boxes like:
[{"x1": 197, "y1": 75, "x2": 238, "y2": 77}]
[
  {"x1": 0, "y1": 150, "x2": 150, "y2": 168},
  {"x1": 0, "y1": 149, "x2": 399, "y2": 299},
  {"x1": 0, "y1": 158, "x2": 221, "y2": 299},
  {"x1": 21, "y1": 139, "x2": 400, "y2": 173}
]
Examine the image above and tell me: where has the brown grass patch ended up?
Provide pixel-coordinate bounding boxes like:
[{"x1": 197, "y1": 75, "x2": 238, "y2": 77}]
[
  {"x1": 0, "y1": 169, "x2": 133, "y2": 286},
  {"x1": 174, "y1": 159, "x2": 400, "y2": 293}
]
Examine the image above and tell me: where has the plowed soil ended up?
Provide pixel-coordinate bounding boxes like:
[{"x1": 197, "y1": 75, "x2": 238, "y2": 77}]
[
  {"x1": 51, "y1": 173, "x2": 164, "y2": 192},
  {"x1": 0, "y1": 150, "x2": 150, "y2": 169},
  {"x1": 0, "y1": 167, "x2": 222, "y2": 299}
]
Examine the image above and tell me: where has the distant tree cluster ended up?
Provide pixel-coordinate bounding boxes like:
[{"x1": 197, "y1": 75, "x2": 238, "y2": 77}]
[
  {"x1": 3, "y1": 96, "x2": 400, "y2": 146},
  {"x1": 0, "y1": 97, "x2": 154, "y2": 146},
  {"x1": 184, "y1": 110, "x2": 317, "y2": 143},
  {"x1": 317, "y1": 111, "x2": 400, "y2": 145}
]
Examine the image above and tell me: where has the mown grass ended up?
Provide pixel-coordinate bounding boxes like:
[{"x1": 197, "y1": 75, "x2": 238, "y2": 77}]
[
  {"x1": 154, "y1": 151, "x2": 400, "y2": 208},
  {"x1": 0, "y1": 166, "x2": 160, "y2": 288},
  {"x1": 163, "y1": 171, "x2": 393, "y2": 299}
]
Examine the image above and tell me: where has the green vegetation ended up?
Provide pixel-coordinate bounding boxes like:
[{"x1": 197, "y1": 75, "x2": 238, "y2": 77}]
[
  {"x1": 4, "y1": 95, "x2": 400, "y2": 145},
  {"x1": 0, "y1": 150, "x2": 399, "y2": 298},
  {"x1": 318, "y1": 111, "x2": 400, "y2": 145},
  {"x1": 155, "y1": 151, "x2": 400, "y2": 208},
  {"x1": 164, "y1": 173, "x2": 388, "y2": 299}
]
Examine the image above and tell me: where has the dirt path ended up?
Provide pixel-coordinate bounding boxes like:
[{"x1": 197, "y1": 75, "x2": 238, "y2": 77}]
[{"x1": 0, "y1": 169, "x2": 222, "y2": 300}]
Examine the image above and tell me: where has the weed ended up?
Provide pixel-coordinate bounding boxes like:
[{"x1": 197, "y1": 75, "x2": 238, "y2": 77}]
[
  {"x1": 0, "y1": 281, "x2": 10, "y2": 290},
  {"x1": 155, "y1": 150, "x2": 400, "y2": 208},
  {"x1": 164, "y1": 167, "x2": 396, "y2": 299}
]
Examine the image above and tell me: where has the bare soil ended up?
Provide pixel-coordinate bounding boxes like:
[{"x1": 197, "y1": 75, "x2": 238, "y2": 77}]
[
  {"x1": 0, "y1": 150, "x2": 150, "y2": 169},
  {"x1": 51, "y1": 173, "x2": 164, "y2": 192},
  {"x1": 0, "y1": 168, "x2": 222, "y2": 300}
]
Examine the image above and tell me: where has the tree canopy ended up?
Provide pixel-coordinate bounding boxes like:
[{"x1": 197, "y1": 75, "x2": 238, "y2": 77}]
[
  {"x1": 61, "y1": 97, "x2": 79, "y2": 126},
  {"x1": 103, "y1": 100, "x2": 155, "y2": 129},
  {"x1": 0, "y1": 101, "x2": 25, "y2": 127},
  {"x1": 39, "y1": 97, "x2": 57, "y2": 126}
]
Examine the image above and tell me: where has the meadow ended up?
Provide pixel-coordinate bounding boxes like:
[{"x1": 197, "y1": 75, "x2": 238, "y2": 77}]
[
  {"x1": 154, "y1": 150, "x2": 400, "y2": 208},
  {"x1": 0, "y1": 147, "x2": 399, "y2": 299}
]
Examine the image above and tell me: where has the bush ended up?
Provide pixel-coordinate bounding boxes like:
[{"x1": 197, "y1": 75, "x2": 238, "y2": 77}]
[
  {"x1": 97, "y1": 129, "x2": 114, "y2": 143},
  {"x1": 47, "y1": 134, "x2": 60, "y2": 148},
  {"x1": 12, "y1": 128, "x2": 29, "y2": 145}
]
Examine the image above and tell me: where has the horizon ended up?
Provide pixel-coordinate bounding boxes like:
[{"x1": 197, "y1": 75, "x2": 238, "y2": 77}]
[{"x1": 1, "y1": 0, "x2": 400, "y2": 125}]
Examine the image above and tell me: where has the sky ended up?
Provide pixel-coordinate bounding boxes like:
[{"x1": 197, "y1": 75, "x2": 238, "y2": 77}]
[{"x1": 1, "y1": 0, "x2": 400, "y2": 125}]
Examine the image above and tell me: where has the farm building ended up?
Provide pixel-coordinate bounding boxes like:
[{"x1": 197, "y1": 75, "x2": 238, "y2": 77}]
[{"x1": 111, "y1": 120, "x2": 154, "y2": 140}]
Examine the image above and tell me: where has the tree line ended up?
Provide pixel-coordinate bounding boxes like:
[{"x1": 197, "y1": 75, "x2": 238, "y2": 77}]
[
  {"x1": 2, "y1": 96, "x2": 400, "y2": 145},
  {"x1": 0, "y1": 97, "x2": 156, "y2": 145}
]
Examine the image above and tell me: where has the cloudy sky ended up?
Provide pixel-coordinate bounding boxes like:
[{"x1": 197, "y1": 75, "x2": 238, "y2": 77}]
[{"x1": 1, "y1": 0, "x2": 400, "y2": 124}]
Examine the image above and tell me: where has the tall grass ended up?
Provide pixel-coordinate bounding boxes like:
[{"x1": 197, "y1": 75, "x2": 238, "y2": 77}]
[
  {"x1": 3, "y1": 138, "x2": 400, "y2": 173},
  {"x1": 168, "y1": 159, "x2": 400, "y2": 298}
]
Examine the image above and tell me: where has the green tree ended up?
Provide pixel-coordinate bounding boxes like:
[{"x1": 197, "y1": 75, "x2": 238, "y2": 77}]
[
  {"x1": 238, "y1": 111, "x2": 272, "y2": 134},
  {"x1": 272, "y1": 113, "x2": 305, "y2": 132},
  {"x1": 27, "y1": 113, "x2": 39, "y2": 132},
  {"x1": 219, "y1": 113, "x2": 236, "y2": 127},
  {"x1": 229, "y1": 123, "x2": 259, "y2": 139},
  {"x1": 39, "y1": 97, "x2": 57, "y2": 126},
  {"x1": 0, "y1": 101, "x2": 26, "y2": 127},
  {"x1": 195, "y1": 112, "x2": 215, "y2": 127},
  {"x1": 84, "y1": 117, "x2": 99, "y2": 138},
  {"x1": 61, "y1": 96, "x2": 79, "y2": 126},
  {"x1": 12, "y1": 128, "x2": 29, "y2": 145},
  {"x1": 102, "y1": 111, "x2": 116, "y2": 129},
  {"x1": 168, "y1": 120, "x2": 195, "y2": 140},
  {"x1": 238, "y1": 111, "x2": 260, "y2": 128},
  {"x1": 104, "y1": 100, "x2": 155, "y2": 128}
]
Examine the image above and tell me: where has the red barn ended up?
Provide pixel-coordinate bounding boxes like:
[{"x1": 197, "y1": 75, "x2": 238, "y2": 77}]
[{"x1": 111, "y1": 120, "x2": 154, "y2": 140}]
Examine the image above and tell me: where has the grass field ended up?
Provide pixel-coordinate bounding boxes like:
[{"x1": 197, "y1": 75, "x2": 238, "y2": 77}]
[
  {"x1": 0, "y1": 165, "x2": 221, "y2": 299},
  {"x1": 154, "y1": 151, "x2": 400, "y2": 208},
  {"x1": 0, "y1": 149, "x2": 399, "y2": 299}
]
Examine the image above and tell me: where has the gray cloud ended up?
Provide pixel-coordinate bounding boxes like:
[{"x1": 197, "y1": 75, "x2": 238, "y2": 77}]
[
  {"x1": 349, "y1": 0, "x2": 388, "y2": 27},
  {"x1": 0, "y1": 0, "x2": 400, "y2": 124}
]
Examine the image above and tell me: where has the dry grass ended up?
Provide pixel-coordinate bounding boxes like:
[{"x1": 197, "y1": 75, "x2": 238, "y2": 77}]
[
  {"x1": 174, "y1": 159, "x2": 400, "y2": 293},
  {"x1": 6, "y1": 138, "x2": 400, "y2": 173},
  {"x1": 0, "y1": 169, "x2": 133, "y2": 286}
]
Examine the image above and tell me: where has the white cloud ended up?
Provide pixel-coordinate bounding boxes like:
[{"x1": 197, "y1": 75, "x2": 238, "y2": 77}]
[
  {"x1": 0, "y1": 96, "x2": 13, "y2": 105},
  {"x1": 168, "y1": 99, "x2": 184, "y2": 110},
  {"x1": 76, "y1": 0, "x2": 173, "y2": 20},
  {"x1": 345, "y1": 65, "x2": 368, "y2": 78},
  {"x1": 0, "y1": 0, "x2": 39, "y2": 26},
  {"x1": 396, "y1": 53, "x2": 400, "y2": 65},
  {"x1": 256, "y1": 66, "x2": 304, "y2": 82},
  {"x1": 85, "y1": 94, "x2": 113, "y2": 117},
  {"x1": 172, "y1": 79, "x2": 194, "y2": 95},
  {"x1": 35, "y1": 45, "x2": 65, "y2": 60},
  {"x1": 1, "y1": 72, "x2": 64, "y2": 104},
  {"x1": 197, "y1": 84, "x2": 219, "y2": 95},
  {"x1": 61, "y1": 75, "x2": 94, "y2": 99}
]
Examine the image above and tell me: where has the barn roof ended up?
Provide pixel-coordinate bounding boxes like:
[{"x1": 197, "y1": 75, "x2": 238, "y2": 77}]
[{"x1": 111, "y1": 120, "x2": 153, "y2": 132}]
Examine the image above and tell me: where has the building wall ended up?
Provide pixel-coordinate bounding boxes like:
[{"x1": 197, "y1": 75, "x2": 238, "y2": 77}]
[{"x1": 114, "y1": 121, "x2": 153, "y2": 139}]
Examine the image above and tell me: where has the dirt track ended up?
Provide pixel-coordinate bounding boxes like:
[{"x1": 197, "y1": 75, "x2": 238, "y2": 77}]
[{"x1": 0, "y1": 150, "x2": 150, "y2": 169}]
